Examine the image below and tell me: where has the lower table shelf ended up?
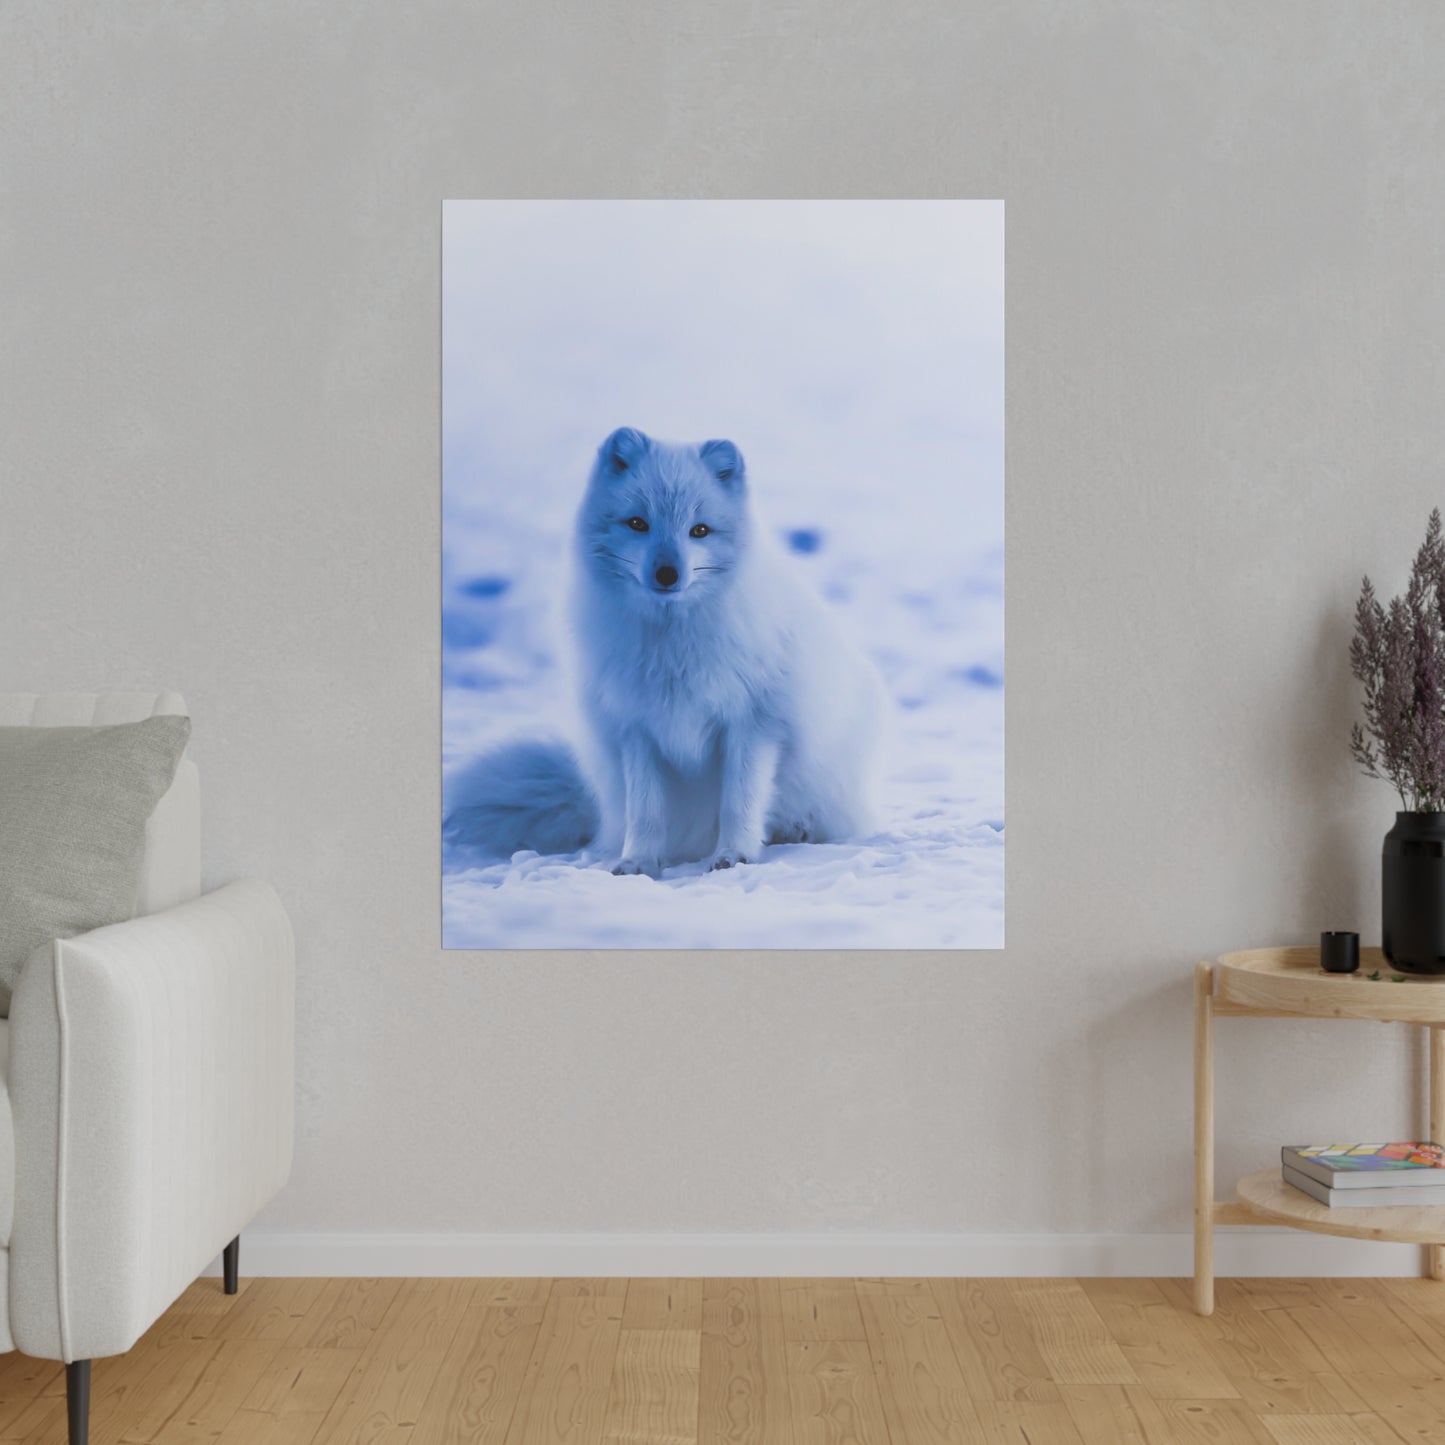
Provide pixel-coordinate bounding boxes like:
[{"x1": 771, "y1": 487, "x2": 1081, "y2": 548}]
[{"x1": 1236, "y1": 1167, "x2": 1445, "y2": 1245}]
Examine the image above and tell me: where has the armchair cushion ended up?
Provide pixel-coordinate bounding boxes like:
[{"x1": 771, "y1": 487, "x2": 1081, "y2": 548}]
[{"x1": 0, "y1": 716, "x2": 191, "y2": 1014}]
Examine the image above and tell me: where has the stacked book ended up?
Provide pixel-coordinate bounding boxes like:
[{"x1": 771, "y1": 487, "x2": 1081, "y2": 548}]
[{"x1": 1283, "y1": 1143, "x2": 1445, "y2": 1207}]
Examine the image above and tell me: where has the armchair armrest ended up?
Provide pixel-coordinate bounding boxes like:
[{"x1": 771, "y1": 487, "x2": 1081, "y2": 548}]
[{"x1": 7, "y1": 880, "x2": 294, "y2": 1361}]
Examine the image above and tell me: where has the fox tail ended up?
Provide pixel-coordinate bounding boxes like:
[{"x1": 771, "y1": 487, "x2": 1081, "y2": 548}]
[{"x1": 443, "y1": 739, "x2": 599, "y2": 859}]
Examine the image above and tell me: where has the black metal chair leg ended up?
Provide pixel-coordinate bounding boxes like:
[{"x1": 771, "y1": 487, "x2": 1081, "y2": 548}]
[
  {"x1": 223, "y1": 1235, "x2": 240, "y2": 1295},
  {"x1": 66, "y1": 1360, "x2": 90, "y2": 1445}
]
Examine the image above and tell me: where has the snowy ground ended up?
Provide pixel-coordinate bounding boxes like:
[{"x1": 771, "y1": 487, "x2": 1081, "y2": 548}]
[
  {"x1": 441, "y1": 201, "x2": 1004, "y2": 950},
  {"x1": 442, "y1": 527, "x2": 1003, "y2": 949}
]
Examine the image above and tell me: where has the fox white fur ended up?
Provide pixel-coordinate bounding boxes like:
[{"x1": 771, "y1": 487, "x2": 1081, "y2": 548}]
[{"x1": 444, "y1": 427, "x2": 887, "y2": 875}]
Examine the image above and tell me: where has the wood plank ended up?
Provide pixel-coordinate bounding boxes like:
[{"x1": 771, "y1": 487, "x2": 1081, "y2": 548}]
[
  {"x1": 5, "y1": 1352, "x2": 76, "y2": 1443},
  {"x1": 779, "y1": 1284, "x2": 865, "y2": 1343},
  {"x1": 1260, "y1": 1415, "x2": 1402, "y2": 1445},
  {"x1": 109, "y1": 1342, "x2": 223, "y2": 1444},
  {"x1": 699, "y1": 1279, "x2": 793, "y2": 1445},
  {"x1": 504, "y1": 1292, "x2": 624, "y2": 1445},
  {"x1": 206, "y1": 1278, "x2": 332, "y2": 1343},
  {"x1": 1310, "y1": 1279, "x2": 1445, "y2": 1375},
  {"x1": 0, "y1": 1358, "x2": 62, "y2": 1439},
  {"x1": 623, "y1": 1280, "x2": 704, "y2": 1332},
  {"x1": 477, "y1": 1281, "x2": 555, "y2": 1308},
  {"x1": 1080, "y1": 1277, "x2": 1237, "y2": 1398},
  {"x1": 552, "y1": 1280, "x2": 631, "y2": 1299},
  {"x1": 1215, "y1": 1285, "x2": 1352, "y2": 1388},
  {"x1": 141, "y1": 1314, "x2": 217, "y2": 1351},
  {"x1": 310, "y1": 1277, "x2": 474, "y2": 1443},
  {"x1": 1226, "y1": 1280, "x2": 1322, "y2": 1311},
  {"x1": 150, "y1": 1340, "x2": 282, "y2": 1444},
  {"x1": 1006, "y1": 1280, "x2": 1137, "y2": 1387},
  {"x1": 8, "y1": 1394, "x2": 66, "y2": 1445},
  {"x1": 1058, "y1": 1384, "x2": 1155, "y2": 1444},
  {"x1": 1267, "y1": 1293, "x2": 1408, "y2": 1378},
  {"x1": 856, "y1": 1280, "x2": 982, "y2": 1444},
  {"x1": 287, "y1": 1278, "x2": 403, "y2": 1350},
  {"x1": 1162, "y1": 1279, "x2": 1367, "y2": 1416},
  {"x1": 1144, "y1": 1398, "x2": 1278, "y2": 1445},
  {"x1": 212, "y1": 1347, "x2": 363, "y2": 1445},
  {"x1": 971, "y1": 1399, "x2": 1087, "y2": 1444},
  {"x1": 168, "y1": 1278, "x2": 247, "y2": 1319},
  {"x1": 1341, "y1": 1372, "x2": 1445, "y2": 1444},
  {"x1": 930, "y1": 1277, "x2": 1059, "y2": 1403},
  {"x1": 410, "y1": 1303, "x2": 545, "y2": 1445},
  {"x1": 785, "y1": 1342, "x2": 888, "y2": 1445},
  {"x1": 853, "y1": 1279, "x2": 932, "y2": 1298},
  {"x1": 1377, "y1": 1274, "x2": 1445, "y2": 1320},
  {"x1": 1371, "y1": 1276, "x2": 1445, "y2": 1370},
  {"x1": 602, "y1": 1329, "x2": 700, "y2": 1445}
]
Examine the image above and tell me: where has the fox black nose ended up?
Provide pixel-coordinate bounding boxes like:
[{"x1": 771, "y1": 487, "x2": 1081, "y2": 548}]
[{"x1": 655, "y1": 565, "x2": 679, "y2": 588}]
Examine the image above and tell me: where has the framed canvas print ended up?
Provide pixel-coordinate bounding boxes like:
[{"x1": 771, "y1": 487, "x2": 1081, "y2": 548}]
[{"x1": 442, "y1": 200, "x2": 1004, "y2": 949}]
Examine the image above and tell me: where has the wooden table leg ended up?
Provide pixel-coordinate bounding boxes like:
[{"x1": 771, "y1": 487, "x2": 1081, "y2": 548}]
[
  {"x1": 1194, "y1": 962, "x2": 1215, "y2": 1315},
  {"x1": 1431, "y1": 1025, "x2": 1445, "y2": 1282}
]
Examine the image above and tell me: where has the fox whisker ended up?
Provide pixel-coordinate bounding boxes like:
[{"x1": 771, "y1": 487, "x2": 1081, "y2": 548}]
[{"x1": 593, "y1": 548, "x2": 641, "y2": 579}]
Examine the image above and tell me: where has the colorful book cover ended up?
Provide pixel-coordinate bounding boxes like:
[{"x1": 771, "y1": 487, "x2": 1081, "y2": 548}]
[{"x1": 1287, "y1": 1143, "x2": 1445, "y2": 1172}]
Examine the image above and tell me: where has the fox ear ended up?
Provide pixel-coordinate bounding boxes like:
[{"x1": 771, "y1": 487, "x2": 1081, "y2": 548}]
[
  {"x1": 599, "y1": 427, "x2": 649, "y2": 476},
  {"x1": 700, "y1": 439, "x2": 744, "y2": 486}
]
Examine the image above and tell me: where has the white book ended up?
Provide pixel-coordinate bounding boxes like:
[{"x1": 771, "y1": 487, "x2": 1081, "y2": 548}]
[{"x1": 1283, "y1": 1164, "x2": 1445, "y2": 1209}]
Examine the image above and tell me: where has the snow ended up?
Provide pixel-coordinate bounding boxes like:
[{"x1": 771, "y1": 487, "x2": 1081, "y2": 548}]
[{"x1": 441, "y1": 201, "x2": 1004, "y2": 949}]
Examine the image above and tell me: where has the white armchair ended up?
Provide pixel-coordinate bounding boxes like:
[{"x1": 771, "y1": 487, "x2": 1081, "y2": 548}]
[{"x1": 0, "y1": 693, "x2": 294, "y2": 1445}]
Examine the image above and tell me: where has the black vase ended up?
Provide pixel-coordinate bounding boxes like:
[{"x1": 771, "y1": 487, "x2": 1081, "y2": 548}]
[{"x1": 1383, "y1": 812, "x2": 1445, "y2": 975}]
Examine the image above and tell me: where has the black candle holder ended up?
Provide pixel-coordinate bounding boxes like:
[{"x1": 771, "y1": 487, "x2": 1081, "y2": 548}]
[{"x1": 1320, "y1": 931, "x2": 1360, "y2": 974}]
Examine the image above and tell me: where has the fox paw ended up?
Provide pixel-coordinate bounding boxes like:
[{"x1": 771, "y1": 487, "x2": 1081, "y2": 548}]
[
  {"x1": 768, "y1": 822, "x2": 811, "y2": 845},
  {"x1": 612, "y1": 857, "x2": 662, "y2": 879},
  {"x1": 707, "y1": 850, "x2": 750, "y2": 871}
]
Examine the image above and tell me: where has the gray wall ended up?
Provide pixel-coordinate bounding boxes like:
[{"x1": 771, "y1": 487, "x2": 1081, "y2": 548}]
[{"x1": 3, "y1": 1, "x2": 1443, "y2": 1239}]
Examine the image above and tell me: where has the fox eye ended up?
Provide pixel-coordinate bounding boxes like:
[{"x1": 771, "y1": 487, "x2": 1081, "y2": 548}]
[
  {"x1": 625, "y1": 517, "x2": 649, "y2": 532},
  {"x1": 690, "y1": 523, "x2": 710, "y2": 538}
]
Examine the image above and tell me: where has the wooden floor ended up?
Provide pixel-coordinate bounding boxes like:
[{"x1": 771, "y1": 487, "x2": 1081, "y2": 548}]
[{"x1": 4, "y1": 1277, "x2": 1445, "y2": 1443}]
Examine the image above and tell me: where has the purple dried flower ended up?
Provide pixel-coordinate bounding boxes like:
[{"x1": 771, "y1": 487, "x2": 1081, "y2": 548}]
[{"x1": 1352, "y1": 510, "x2": 1445, "y2": 811}]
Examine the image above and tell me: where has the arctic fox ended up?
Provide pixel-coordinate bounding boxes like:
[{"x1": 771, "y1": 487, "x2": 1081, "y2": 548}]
[{"x1": 444, "y1": 427, "x2": 888, "y2": 875}]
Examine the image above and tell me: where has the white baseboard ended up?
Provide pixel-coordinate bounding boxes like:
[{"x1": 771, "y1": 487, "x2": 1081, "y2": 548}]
[{"x1": 203, "y1": 1229, "x2": 1430, "y2": 1278}]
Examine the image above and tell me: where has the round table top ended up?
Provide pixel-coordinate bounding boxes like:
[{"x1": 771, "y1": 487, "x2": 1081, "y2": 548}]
[{"x1": 1216, "y1": 946, "x2": 1445, "y2": 1023}]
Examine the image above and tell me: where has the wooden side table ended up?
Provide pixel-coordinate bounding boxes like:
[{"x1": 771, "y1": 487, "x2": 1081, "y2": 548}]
[{"x1": 1194, "y1": 946, "x2": 1445, "y2": 1315}]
